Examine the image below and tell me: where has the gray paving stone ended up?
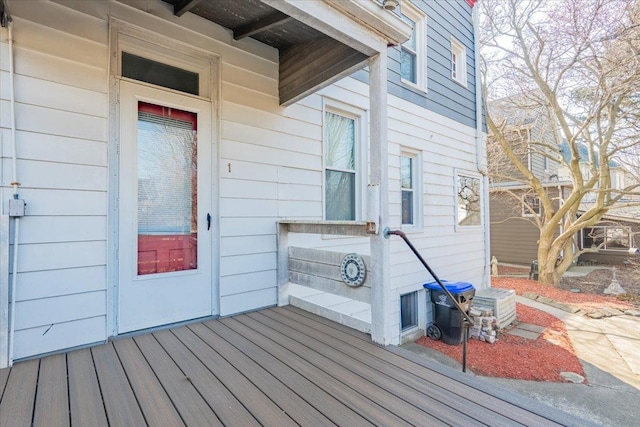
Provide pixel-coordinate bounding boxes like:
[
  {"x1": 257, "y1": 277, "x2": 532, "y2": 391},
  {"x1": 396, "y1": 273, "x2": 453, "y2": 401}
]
[
  {"x1": 506, "y1": 328, "x2": 541, "y2": 340},
  {"x1": 517, "y1": 323, "x2": 546, "y2": 333}
]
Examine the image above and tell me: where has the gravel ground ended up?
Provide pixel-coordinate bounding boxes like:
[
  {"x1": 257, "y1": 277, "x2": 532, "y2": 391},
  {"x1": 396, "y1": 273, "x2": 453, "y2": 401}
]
[{"x1": 416, "y1": 302, "x2": 584, "y2": 382}]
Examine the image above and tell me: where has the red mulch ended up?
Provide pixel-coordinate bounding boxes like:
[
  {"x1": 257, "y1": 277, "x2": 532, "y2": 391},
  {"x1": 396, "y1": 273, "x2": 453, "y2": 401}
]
[
  {"x1": 416, "y1": 303, "x2": 585, "y2": 382},
  {"x1": 492, "y1": 277, "x2": 634, "y2": 312}
]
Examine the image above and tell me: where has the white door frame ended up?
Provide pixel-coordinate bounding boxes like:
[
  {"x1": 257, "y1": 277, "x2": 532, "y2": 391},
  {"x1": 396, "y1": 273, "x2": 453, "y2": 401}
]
[{"x1": 108, "y1": 20, "x2": 220, "y2": 337}]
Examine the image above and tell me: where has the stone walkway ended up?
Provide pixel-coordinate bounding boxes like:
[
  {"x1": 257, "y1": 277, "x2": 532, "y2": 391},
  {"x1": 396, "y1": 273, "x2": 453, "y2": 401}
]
[{"x1": 517, "y1": 296, "x2": 640, "y2": 390}]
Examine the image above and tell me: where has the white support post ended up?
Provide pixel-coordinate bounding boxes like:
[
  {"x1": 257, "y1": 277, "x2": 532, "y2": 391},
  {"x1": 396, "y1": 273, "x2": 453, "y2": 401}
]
[{"x1": 368, "y1": 50, "x2": 393, "y2": 345}]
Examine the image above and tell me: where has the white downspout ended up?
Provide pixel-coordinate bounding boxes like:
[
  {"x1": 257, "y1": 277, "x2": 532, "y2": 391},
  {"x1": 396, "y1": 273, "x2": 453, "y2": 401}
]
[
  {"x1": 473, "y1": 4, "x2": 490, "y2": 288},
  {"x1": 6, "y1": 19, "x2": 20, "y2": 367}
]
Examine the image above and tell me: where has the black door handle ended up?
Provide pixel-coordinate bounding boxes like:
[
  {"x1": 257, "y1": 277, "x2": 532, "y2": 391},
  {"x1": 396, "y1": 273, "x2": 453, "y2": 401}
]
[{"x1": 207, "y1": 213, "x2": 211, "y2": 231}]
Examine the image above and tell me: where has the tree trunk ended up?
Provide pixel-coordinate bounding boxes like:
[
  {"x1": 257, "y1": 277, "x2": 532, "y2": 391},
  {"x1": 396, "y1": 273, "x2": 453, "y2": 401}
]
[{"x1": 537, "y1": 226, "x2": 560, "y2": 286}]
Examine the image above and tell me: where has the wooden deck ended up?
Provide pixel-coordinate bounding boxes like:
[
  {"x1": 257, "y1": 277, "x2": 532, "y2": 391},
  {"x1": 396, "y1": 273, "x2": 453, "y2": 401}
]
[{"x1": 0, "y1": 306, "x2": 583, "y2": 426}]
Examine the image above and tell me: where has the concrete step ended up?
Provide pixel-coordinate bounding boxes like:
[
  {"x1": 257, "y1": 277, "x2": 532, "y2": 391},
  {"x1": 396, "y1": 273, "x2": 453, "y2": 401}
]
[{"x1": 288, "y1": 283, "x2": 371, "y2": 333}]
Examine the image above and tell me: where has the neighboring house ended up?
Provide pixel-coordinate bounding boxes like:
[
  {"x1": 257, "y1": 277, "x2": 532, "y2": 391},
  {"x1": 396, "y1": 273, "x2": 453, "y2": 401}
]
[
  {"x1": 487, "y1": 97, "x2": 567, "y2": 265},
  {"x1": 0, "y1": 0, "x2": 487, "y2": 367},
  {"x1": 488, "y1": 97, "x2": 640, "y2": 266}
]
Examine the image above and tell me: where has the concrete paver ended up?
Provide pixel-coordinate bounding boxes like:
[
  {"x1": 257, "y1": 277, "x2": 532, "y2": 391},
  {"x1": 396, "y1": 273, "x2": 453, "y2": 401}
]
[
  {"x1": 517, "y1": 296, "x2": 640, "y2": 390},
  {"x1": 505, "y1": 328, "x2": 540, "y2": 340}
]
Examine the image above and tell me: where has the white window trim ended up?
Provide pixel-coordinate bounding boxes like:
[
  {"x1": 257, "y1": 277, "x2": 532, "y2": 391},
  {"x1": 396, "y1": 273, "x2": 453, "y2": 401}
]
[
  {"x1": 322, "y1": 98, "x2": 368, "y2": 221},
  {"x1": 400, "y1": 291, "x2": 419, "y2": 332},
  {"x1": 581, "y1": 226, "x2": 633, "y2": 252},
  {"x1": 522, "y1": 194, "x2": 541, "y2": 217},
  {"x1": 400, "y1": 148, "x2": 424, "y2": 230},
  {"x1": 450, "y1": 37, "x2": 467, "y2": 87},
  {"x1": 114, "y1": 22, "x2": 214, "y2": 101},
  {"x1": 455, "y1": 170, "x2": 483, "y2": 230},
  {"x1": 400, "y1": 1, "x2": 427, "y2": 91}
]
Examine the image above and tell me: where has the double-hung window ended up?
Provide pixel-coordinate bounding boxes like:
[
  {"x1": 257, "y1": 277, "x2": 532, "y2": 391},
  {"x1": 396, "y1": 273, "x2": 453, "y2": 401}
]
[
  {"x1": 324, "y1": 106, "x2": 363, "y2": 221},
  {"x1": 451, "y1": 37, "x2": 467, "y2": 86},
  {"x1": 522, "y1": 194, "x2": 541, "y2": 217},
  {"x1": 400, "y1": 2, "x2": 426, "y2": 90},
  {"x1": 400, "y1": 150, "x2": 422, "y2": 227}
]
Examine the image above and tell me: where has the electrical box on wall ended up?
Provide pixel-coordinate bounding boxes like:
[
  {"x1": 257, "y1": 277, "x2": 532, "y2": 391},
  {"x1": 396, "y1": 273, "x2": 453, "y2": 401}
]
[{"x1": 8, "y1": 198, "x2": 25, "y2": 217}]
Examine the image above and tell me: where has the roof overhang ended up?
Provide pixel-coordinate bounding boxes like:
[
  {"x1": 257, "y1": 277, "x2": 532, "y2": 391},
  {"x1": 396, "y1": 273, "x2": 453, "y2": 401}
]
[{"x1": 163, "y1": 0, "x2": 411, "y2": 105}]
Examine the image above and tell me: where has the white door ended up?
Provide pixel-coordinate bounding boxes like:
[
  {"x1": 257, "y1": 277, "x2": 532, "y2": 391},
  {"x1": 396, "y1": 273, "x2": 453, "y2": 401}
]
[{"x1": 118, "y1": 80, "x2": 214, "y2": 333}]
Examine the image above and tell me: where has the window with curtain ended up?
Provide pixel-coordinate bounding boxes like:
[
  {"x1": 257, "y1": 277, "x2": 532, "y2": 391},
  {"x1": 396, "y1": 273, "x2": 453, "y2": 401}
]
[{"x1": 325, "y1": 111, "x2": 357, "y2": 221}]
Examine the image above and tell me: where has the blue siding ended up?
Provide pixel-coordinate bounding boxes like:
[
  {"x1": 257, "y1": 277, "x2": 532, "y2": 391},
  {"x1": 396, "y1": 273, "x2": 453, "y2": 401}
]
[{"x1": 353, "y1": 0, "x2": 479, "y2": 129}]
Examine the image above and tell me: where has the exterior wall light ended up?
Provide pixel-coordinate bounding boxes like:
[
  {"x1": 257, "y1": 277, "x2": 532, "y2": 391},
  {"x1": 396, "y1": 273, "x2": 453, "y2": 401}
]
[{"x1": 382, "y1": 0, "x2": 399, "y2": 11}]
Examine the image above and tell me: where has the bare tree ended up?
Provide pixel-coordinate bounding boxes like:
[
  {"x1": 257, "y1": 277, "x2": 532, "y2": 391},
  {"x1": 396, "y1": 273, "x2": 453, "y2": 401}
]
[{"x1": 481, "y1": 0, "x2": 640, "y2": 285}]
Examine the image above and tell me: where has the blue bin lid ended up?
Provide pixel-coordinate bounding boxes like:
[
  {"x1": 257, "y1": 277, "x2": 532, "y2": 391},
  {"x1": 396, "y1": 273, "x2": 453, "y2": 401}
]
[{"x1": 423, "y1": 280, "x2": 474, "y2": 294}]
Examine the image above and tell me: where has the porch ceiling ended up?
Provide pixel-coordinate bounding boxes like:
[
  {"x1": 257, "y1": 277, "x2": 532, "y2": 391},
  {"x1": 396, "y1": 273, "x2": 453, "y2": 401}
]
[{"x1": 163, "y1": 0, "x2": 371, "y2": 105}]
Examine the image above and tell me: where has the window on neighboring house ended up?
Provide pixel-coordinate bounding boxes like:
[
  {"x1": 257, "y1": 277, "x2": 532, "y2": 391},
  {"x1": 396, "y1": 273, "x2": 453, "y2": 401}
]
[
  {"x1": 324, "y1": 106, "x2": 363, "y2": 221},
  {"x1": 400, "y1": 2, "x2": 426, "y2": 90},
  {"x1": 457, "y1": 174, "x2": 481, "y2": 227},
  {"x1": 522, "y1": 194, "x2": 542, "y2": 217},
  {"x1": 400, "y1": 292, "x2": 418, "y2": 331},
  {"x1": 582, "y1": 226, "x2": 633, "y2": 251},
  {"x1": 451, "y1": 38, "x2": 466, "y2": 86},
  {"x1": 400, "y1": 150, "x2": 423, "y2": 227}
]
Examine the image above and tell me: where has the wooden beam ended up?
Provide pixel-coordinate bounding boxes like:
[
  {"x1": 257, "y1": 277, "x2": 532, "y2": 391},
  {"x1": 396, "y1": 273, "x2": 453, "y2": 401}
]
[
  {"x1": 233, "y1": 11, "x2": 292, "y2": 40},
  {"x1": 279, "y1": 37, "x2": 368, "y2": 106},
  {"x1": 173, "y1": 0, "x2": 203, "y2": 17}
]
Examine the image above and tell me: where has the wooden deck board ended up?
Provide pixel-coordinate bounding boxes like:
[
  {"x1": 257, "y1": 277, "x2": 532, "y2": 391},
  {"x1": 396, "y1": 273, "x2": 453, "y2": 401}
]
[
  {"x1": 170, "y1": 326, "x2": 298, "y2": 427},
  {"x1": 0, "y1": 358, "x2": 39, "y2": 427},
  {"x1": 91, "y1": 343, "x2": 147, "y2": 427},
  {"x1": 235, "y1": 313, "x2": 437, "y2": 426},
  {"x1": 256, "y1": 309, "x2": 491, "y2": 426},
  {"x1": 0, "y1": 306, "x2": 588, "y2": 427},
  {"x1": 112, "y1": 338, "x2": 186, "y2": 427},
  {"x1": 67, "y1": 348, "x2": 108, "y2": 427},
  {"x1": 33, "y1": 353, "x2": 69, "y2": 427},
  {"x1": 152, "y1": 328, "x2": 260, "y2": 427},
  {"x1": 281, "y1": 306, "x2": 562, "y2": 427},
  {"x1": 228, "y1": 316, "x2": 416, "y2": 426},
  {"x1": 213, "y1": 317, "x2": 375, "y2": 427},
  {"x1": 133, "y1": 333, "x2": 223, "y2": 427},
  {"x1": 190, "y1": 321, "x2": 336, "y2": 427}
]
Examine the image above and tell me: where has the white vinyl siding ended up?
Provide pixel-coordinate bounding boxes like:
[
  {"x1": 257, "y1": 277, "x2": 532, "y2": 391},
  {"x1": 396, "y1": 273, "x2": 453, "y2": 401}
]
[
  {"x1": 3, "y1": 0, "x2": 485, "y2": 357},
  {"x1": 1, "y1": 2, "x2": 108, "y2": 359}
]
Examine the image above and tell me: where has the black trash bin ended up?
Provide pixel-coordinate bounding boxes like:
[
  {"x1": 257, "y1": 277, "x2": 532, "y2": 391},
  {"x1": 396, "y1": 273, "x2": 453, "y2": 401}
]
[{"x1": 424, "y1": 281, "x2": 475, "y2": 345}]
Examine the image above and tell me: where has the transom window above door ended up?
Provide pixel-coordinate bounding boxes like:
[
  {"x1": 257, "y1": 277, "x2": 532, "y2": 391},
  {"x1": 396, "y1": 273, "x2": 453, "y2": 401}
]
[
  {"x1": 113, "y1": 24, "x2": 215, "y2": 100},
  {"x1": 122, "y1": 52, "x2": 200, "y2": 96}
]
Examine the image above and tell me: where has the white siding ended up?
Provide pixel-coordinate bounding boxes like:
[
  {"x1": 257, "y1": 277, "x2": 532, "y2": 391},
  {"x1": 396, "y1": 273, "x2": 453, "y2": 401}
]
[
  {"x1": 1, "y1": 1, "x2": 109, "y2": 359},
  {"x1": 2, "y1": 0, "x2": 486, "y2": 358}
]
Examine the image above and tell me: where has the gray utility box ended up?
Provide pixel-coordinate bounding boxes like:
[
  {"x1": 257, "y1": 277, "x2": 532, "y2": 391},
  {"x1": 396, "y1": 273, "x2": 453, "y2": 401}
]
[{"x1": 471, "y1": 288, "x2": 516, "y2": 329}]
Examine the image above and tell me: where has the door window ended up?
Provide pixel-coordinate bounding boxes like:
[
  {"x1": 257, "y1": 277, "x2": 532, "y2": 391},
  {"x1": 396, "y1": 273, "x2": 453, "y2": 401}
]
[{"x1": 137, "y1": 102, "x2": 198, "y2": 275}]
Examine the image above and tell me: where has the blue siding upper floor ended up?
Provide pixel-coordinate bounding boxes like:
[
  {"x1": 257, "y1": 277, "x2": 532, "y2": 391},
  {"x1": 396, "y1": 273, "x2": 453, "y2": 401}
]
[{"x1": 353, "y1": 0, "x2": 479, "y2": 129}]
